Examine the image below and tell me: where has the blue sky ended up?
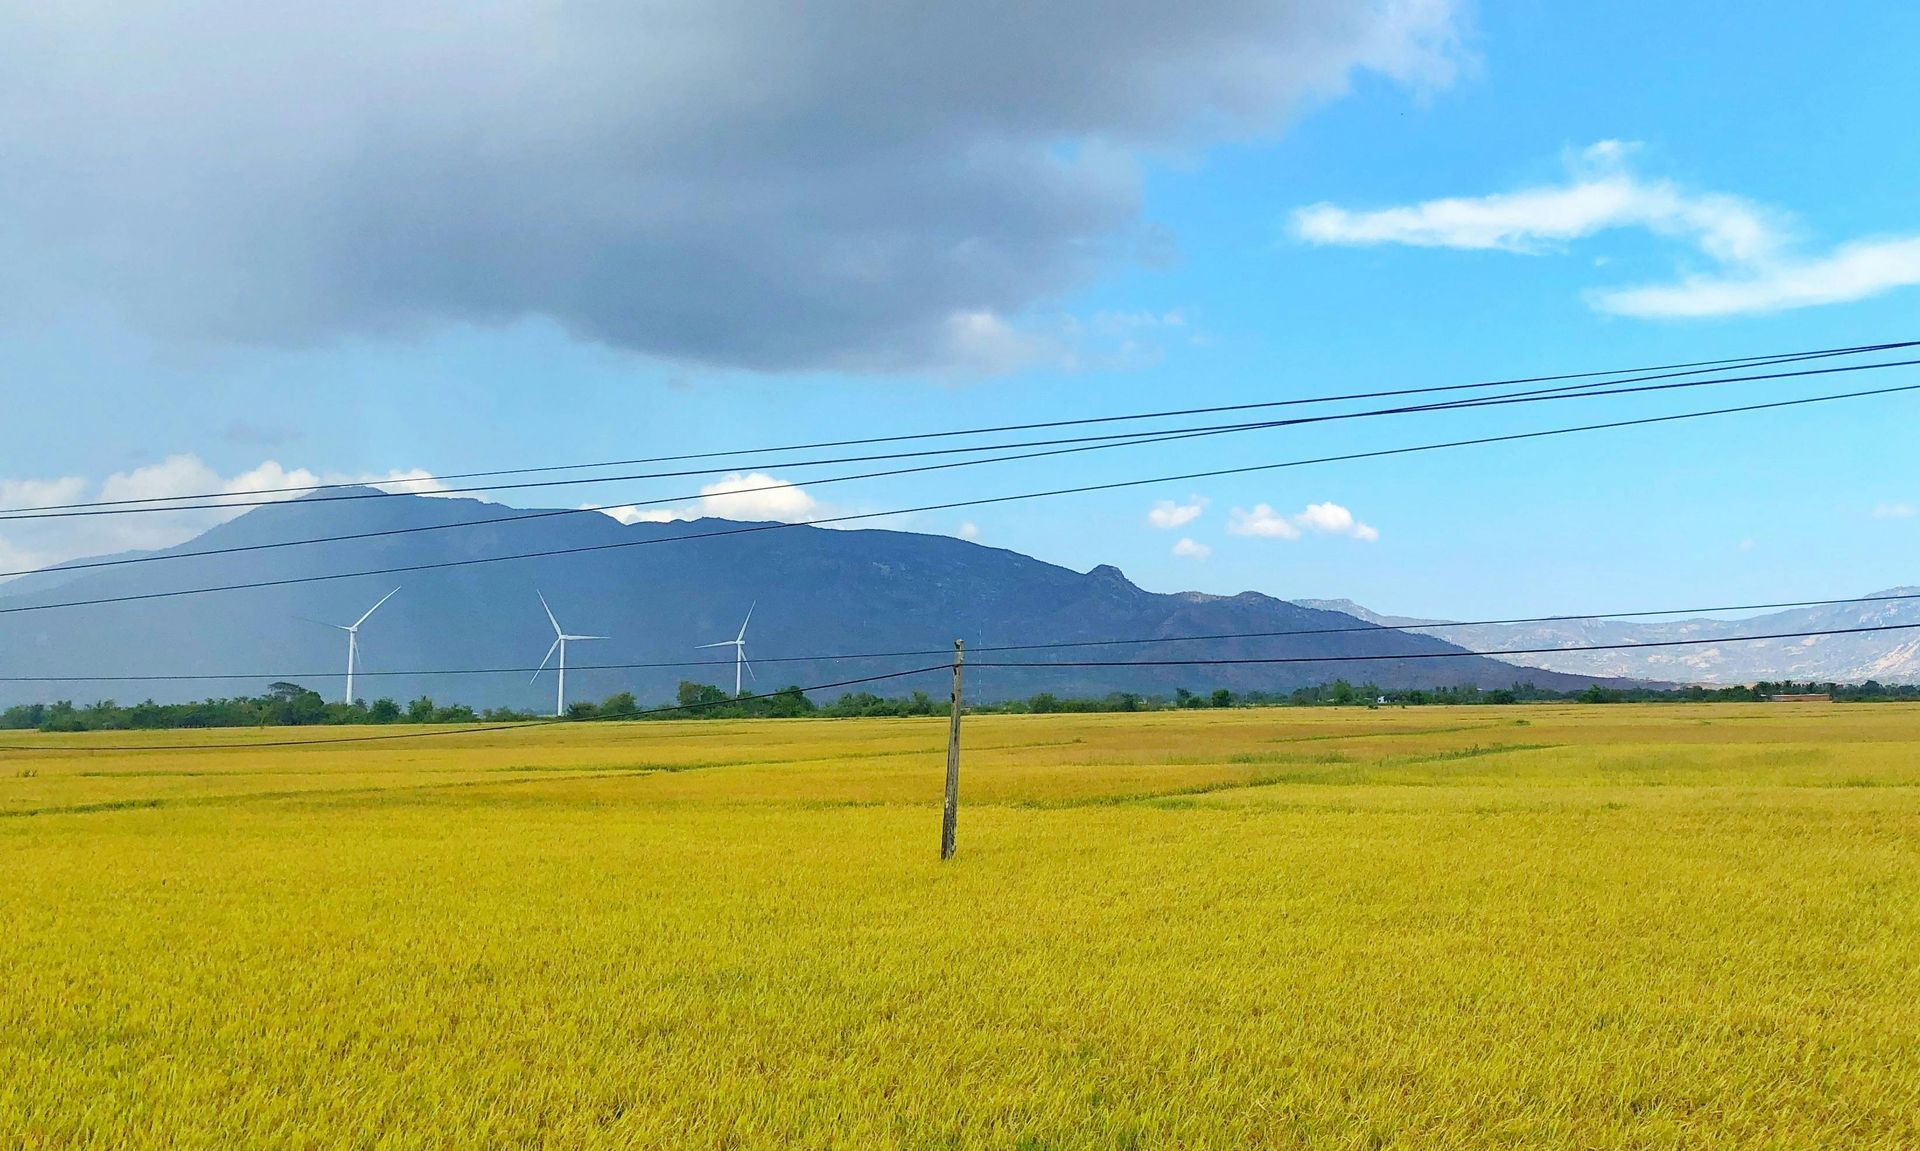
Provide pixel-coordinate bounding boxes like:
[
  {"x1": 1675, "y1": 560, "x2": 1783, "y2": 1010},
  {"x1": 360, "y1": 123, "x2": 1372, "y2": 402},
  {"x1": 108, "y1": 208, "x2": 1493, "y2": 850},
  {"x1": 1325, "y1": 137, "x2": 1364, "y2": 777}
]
[{"x1": 3, "y1": 1, "x2": 1916, "y2": 618}]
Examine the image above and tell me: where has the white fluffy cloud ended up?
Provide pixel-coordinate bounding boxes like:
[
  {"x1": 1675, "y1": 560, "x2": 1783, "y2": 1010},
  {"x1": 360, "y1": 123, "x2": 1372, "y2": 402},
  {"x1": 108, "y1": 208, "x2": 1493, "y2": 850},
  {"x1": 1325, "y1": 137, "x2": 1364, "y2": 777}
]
[
  {"x1": 1171, "y1": 537, "x2": 1213, "y2": 559},
  {"x1": 1147, "y1": 496, "x2": 1208, "y2": 529},
  {"x1": 1293, "y1": 140, "x2": 1920, "y2": 319},
  {"x1": 1295, "y1": 142, "x2": 1777, "y2": 262},
  {"x1": 1228, "y1": 501, "x2": 1378, "y2": 541},
  {"x1": 0, "y1": 455, "x2": 447, "y2": 578},
  {"x1": 956, "y1": 522, "x2": 982, "y2": 540},
  {"x1": 604, "y1": 472, "x2": 825, "y2": 526},
  {"x1": 0, "y1": 476, "x2": 88, "y2": 512},
  {"x1": 1599, "y1": 236, "x2": 1920, "y2": 318},
  {"x1": 1873, "y1": 502, "x2": 1916, "y2": 520},
  {"x1": 689, "y1": 473, "x2": 821, "y2": 521}
]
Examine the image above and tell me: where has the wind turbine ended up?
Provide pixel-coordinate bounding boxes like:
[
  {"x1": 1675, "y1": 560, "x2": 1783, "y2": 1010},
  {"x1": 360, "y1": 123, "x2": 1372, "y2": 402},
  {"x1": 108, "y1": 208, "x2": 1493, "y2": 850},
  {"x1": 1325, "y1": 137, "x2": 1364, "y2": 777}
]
[
  {"x1": 699, "y1": 602, "x2": 756, "y2": 696},
  {"x1": 531, "y1": 590, "x2": 607, "y2": 717},
  {"x1": 327, "y1": 587, "x2": 399, "y2": 704}
]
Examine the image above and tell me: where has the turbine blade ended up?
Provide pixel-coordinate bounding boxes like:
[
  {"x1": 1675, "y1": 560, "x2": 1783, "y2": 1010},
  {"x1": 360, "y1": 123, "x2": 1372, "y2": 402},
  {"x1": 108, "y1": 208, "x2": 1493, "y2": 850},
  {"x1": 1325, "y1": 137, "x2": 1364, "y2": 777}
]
[
  {"x1": 537, "y1": 589, "x2": 563, "y2": 637},
  {"x1": 743, "y1": 659, "x2": 756, "y2": 683},
  {"x1": 697, "y1": 641, "x2": 732, "y2": 649},
  {"x1": 531, "y1": 637, "x2": 561, "y2": 683},
  {"x1": 569, "y1": 635, "x2": 608, "y2": 641},
  {"x1": 352, "y1": 586, "x2": 401, "y2": 629},
  {"x1": 737, "y1": 600, "x2": 756, "y2": 641}
]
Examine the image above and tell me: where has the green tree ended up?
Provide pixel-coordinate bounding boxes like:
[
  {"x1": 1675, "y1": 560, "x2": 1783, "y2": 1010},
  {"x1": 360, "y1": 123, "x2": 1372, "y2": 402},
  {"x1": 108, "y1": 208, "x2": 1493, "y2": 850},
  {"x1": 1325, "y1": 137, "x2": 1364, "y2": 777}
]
[
  {"x1": 675, "y1": 682, "x2": 729, "y2": 714},
  {"x1": 265, "y1": 685, "x2": 327, "y2": 725},
  {"x1": 767, "y1": 686, "x2": 815, "y2": 718},
  {"x1": 599, "y1": 692, "x2": 638, "y2": 719}
]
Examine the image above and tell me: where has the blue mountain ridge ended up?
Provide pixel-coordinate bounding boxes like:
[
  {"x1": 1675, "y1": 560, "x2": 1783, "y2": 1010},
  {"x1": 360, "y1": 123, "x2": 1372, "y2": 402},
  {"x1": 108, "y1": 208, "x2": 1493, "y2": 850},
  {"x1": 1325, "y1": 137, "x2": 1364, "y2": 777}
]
[{"x1": 0, "y1": 488, "x2": 1624, "y2": 708}]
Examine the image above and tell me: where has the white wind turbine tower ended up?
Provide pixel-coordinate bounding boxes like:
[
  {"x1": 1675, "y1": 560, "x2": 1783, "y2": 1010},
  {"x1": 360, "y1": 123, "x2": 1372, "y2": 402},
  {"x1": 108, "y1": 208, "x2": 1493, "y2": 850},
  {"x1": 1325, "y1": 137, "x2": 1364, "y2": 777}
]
[
  {"x1": 699, "y1": 602, "x2": 757, "y2": 697},
  {"x1": 328, "y1": 587, "x2": 399, "y2": 704},
  {"x1": 531, "y1": 590, "x2": 607, "y2": 717}
]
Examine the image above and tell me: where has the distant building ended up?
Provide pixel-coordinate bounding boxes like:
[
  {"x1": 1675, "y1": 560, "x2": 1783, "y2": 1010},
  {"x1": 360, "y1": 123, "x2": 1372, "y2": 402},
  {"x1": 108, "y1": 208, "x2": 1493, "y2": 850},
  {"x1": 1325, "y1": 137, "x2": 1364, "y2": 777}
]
[{"x1": 1765, "y1": 693, "x2": 1832, "y2": 702}]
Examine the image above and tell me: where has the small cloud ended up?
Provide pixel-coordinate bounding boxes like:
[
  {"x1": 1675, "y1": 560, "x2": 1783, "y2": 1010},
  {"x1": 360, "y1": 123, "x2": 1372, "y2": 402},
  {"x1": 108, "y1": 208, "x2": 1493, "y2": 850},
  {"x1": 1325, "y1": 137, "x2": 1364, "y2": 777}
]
[
  {"x1": 1228, "y1": 504, "x2": 1301, "y2": 539},
  {"x1": 1227, "y1": 500, "x2": 1377, "y2": 542},
  {"x1": 362, "y1": 468, "x2": 451, "y2": 496},
  {"x1": 602, "y1": 472, "x2": 826, "y2": 525},
  {"x1": 1292, "y1": 501, "x2": 1380, "y2": 541},
  {"x1": 1171, "y1": 537, "x2": 1212, "y2": 560},
  {"x1": 602, "y1": 505, "x2": 681, "y2": 525},
  {"x1": 1873, "y1": 502, "x2": 1916, "y2": 520},
  {"x1": 1738, "y1": 537, "x2": 1757, "y2": 552},
  {"x1": 1147, "y1": 496, "x2": 1208, "y2": 529},
  {"x1": 957, "y1": 521, "x2": 981, "y2": 540}
]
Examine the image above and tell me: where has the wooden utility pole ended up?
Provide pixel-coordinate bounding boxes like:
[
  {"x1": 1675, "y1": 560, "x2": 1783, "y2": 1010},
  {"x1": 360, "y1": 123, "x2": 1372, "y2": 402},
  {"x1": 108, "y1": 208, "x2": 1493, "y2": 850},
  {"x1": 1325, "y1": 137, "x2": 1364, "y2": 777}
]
[{"x1": 941, "y1": 639, "x2": 965, "y2": 860}]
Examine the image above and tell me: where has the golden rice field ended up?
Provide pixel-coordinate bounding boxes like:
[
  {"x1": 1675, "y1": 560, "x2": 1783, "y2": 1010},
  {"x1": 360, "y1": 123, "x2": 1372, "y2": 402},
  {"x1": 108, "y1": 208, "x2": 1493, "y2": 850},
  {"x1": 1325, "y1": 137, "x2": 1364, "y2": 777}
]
[{"x1": 3, "y1": 704, "x2": 1918, "y2": 1149}]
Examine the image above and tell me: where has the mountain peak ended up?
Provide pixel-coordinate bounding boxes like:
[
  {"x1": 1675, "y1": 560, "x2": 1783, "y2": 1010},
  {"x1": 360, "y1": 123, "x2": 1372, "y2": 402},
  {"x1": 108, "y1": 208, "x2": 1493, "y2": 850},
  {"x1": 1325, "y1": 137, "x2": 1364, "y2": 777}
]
[{"x1": 291, "y1": 484, "x2": 389, "y2": 501}]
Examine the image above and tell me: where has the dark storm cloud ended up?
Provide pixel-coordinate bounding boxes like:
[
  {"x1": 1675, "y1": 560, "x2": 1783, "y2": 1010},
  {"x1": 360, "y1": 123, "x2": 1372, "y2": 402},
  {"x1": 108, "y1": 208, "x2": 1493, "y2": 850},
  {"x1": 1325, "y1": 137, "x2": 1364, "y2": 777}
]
[{"x1": 0, "y1": 1, "x2": 1459, "y2": 371}]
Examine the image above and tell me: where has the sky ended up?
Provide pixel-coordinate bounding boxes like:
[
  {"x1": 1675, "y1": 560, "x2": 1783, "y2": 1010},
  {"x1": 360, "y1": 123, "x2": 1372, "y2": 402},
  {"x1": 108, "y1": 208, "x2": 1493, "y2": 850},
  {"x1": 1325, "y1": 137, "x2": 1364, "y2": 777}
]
[{"x1": 2, "y1": 0, "x2": 1917, "y2": 619}]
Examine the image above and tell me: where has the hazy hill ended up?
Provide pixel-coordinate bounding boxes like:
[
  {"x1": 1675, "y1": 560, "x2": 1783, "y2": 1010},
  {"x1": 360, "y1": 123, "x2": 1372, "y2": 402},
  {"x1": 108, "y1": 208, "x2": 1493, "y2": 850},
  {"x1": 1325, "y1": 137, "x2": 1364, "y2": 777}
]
[
  {"x1": 1295, "y1": 591, "x2": 1920, "y2": 684},
  {"x1": 1292, "y1": 598, "x2": 1444, "y2": 628},
  {"x1": 0, "y1": 489, "x2": 1616, "y2": 708}
]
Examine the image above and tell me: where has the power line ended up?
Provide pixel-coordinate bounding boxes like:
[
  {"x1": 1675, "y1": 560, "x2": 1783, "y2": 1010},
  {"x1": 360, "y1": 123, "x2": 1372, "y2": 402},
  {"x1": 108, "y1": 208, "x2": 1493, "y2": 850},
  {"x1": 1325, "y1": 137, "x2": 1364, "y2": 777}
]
[
  {"x1": 5, "y1": 377, "x2": 1917, "y2": 618},
  {"x1": 7, "y1": 346, "x2": 1904, "y2": 525},
  {"x1": 11, "y1": 353, "x2": 1915, "y2": 581},
  {"x1": 972, "y1": 621, "x2": 1920, "y2": 669},
  {"x1": 7, "y1": 590, "x2": 1920, "y2": 684},
  {"x1": 5, "y1": 339, "x2": 1908, "y2": 521}
]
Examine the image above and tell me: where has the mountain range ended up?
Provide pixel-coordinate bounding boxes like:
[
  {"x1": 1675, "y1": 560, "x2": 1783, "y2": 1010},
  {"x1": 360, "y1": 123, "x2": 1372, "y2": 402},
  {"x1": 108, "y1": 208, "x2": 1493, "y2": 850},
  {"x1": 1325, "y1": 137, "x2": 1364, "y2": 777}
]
[
  {"x1": 0, "y1": 488, "x2": 1619, "y2": 709},
  {"x1": 1294, "y1": 593, "x2": 1920, "y2": 685}
]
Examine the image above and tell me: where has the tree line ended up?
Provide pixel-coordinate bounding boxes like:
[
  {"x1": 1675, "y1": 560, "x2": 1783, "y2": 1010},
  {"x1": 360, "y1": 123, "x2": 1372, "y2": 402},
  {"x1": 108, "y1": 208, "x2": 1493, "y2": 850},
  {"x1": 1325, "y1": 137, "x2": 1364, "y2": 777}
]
[{"x1": 6, "y1": 676, "x2": 1918, "y2": 733}]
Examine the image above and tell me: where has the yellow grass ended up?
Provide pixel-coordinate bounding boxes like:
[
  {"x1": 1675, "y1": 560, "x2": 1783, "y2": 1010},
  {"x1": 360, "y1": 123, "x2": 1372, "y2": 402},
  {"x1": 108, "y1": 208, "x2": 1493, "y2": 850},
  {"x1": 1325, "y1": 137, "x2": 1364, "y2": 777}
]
[{"x1": 3, "y1": 704, "x2": 1918, "y2": 1148}]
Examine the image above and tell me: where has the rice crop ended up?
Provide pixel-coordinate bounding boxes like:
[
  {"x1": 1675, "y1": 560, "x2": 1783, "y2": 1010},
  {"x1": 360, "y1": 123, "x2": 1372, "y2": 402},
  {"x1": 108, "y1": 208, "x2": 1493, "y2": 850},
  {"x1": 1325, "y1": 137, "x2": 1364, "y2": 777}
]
[{"x1": 3, "y1": 704, "x2": 1917, "y2": 1148}]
